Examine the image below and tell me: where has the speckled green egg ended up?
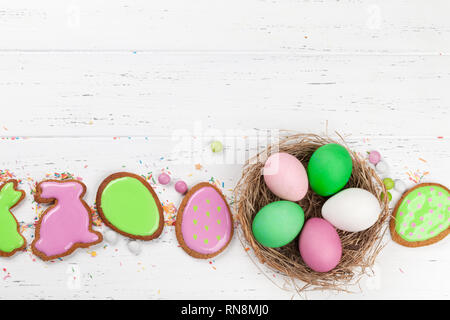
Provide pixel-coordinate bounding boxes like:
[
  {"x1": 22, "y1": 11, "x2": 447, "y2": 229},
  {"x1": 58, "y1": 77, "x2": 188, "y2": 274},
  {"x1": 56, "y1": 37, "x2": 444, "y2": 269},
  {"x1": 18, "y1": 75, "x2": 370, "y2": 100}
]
[
  {"x1": 307, "y1": 144, "x2": 353, "y2": 197},
  {"x1": 252, "y1": 201, "x2": 305, "y2": 248}
]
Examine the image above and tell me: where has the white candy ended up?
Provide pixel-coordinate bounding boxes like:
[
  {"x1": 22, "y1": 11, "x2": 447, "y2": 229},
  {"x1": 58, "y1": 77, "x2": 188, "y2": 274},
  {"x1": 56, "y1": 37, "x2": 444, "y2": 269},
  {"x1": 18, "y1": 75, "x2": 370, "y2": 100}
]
[
  {"x1": 375, "y1": 160, "x2": 389, "y2": 174},
  {"x1": 104, "y1": 230, "x2": 118, "y2": 245},
  {"x1": 394, "y1": 179, "x2": 407, "y2": 193},
  {"x1": 127, "y1": 240, "x2": 142, "y2": 255}
]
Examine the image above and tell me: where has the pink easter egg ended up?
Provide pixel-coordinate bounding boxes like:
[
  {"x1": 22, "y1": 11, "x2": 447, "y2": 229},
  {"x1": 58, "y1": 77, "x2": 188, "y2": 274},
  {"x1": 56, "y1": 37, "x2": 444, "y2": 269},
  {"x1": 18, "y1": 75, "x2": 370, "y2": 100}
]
[
  {"x1": 299, "y1": 218, "x2": 342, "y2": 273},
  {"x1": 263, "y1": 152, "x2": 308, "y2": 201}
]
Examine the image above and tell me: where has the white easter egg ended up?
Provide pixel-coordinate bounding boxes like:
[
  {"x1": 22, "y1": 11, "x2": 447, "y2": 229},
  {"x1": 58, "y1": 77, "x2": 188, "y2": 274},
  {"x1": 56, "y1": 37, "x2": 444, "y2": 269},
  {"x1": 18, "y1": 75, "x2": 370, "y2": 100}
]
[{"x1": 322, "y1": 188, "x2": 381, "y2": 232}]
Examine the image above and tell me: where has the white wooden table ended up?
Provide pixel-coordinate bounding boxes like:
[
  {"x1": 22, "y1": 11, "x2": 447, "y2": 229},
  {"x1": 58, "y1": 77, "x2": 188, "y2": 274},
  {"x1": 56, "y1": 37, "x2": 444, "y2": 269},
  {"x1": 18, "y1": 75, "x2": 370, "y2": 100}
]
[{"x1": 0, "y1": 0, "x2": 449, "y2": 300}]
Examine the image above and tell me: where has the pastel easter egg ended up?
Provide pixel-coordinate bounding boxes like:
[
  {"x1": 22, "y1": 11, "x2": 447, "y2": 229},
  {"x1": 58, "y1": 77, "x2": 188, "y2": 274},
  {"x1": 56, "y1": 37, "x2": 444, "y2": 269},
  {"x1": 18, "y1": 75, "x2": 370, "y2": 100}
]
[
  {"x1": 299, "y1": 218, "x2": 342, "y2": 273},
  {"x1": 96, "y1": 172, "x2": 164, "y2": 240},
  {"x1": 252, "y1": 201, "x2": 305, "y2": 248},
  {"x1": 390, "y1": 183, "x2": 449, "y2": 247},
  {"x1": 175, "y1": 183, "x2": 233, "y2": 259},
  {"x1": 263, "y1": 152, "x2": 309, "y2": 201},
  {"x1": 307, "y1": 144, "x2": 353, "y2": 196},
  {"x1": 322, "y1": 188, "x2": 381, "y2": 232}
]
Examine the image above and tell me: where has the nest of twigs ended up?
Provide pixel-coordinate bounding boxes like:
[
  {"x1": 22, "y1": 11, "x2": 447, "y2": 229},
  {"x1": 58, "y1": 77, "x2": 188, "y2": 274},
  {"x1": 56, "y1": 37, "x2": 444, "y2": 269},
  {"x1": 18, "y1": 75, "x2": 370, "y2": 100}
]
[{"x1": 235, "y1": 133, "x2": 390, "y2": 291}]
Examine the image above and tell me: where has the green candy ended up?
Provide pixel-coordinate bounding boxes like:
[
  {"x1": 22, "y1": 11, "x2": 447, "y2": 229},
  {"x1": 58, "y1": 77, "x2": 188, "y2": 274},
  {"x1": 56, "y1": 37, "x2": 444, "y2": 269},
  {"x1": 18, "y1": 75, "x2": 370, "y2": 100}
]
[
  {"x1": 383, "y1": 178, "x2": 395, "y2": 190},
  {"x1": 381, "y1": 191, "x2": 392, "y2": 202},
  {"x1": 307, "y1": 144, "x2": 353, "y2": 196},
  {"x1": 252, "y1": 201, "x2": 305, "y2": 248},
  {"x1": 98, "y1": 175, "x2": 162, "y2": 237},
  {"x1": 211, "y1": 141, "x2": 223, "y2": 153}
]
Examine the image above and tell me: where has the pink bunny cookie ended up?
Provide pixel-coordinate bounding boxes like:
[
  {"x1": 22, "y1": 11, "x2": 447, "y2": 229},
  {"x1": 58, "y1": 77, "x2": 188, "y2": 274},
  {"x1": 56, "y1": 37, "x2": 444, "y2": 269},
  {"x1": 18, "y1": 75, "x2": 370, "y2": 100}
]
[{"x1": 31, "y1": 180, "x2": 103, "y2": 261}]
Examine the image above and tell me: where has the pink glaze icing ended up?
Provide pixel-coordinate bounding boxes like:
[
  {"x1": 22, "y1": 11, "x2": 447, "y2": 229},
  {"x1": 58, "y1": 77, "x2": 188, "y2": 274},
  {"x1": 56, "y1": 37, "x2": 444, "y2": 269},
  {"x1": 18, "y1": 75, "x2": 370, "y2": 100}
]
[
  {"x1": 34, "y1": 181, "x2": 100, "y2": 258},
  {"x1": 181, "y1": 186, "x2": 232, "y2": 255}
]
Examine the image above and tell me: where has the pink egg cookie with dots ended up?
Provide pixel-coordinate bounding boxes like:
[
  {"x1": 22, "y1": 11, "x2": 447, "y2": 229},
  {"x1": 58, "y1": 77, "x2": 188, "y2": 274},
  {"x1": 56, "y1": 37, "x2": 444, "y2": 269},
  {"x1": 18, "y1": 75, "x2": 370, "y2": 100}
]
[{"x1": 175, "y1": 182, "x2": 234, "y2": 259}]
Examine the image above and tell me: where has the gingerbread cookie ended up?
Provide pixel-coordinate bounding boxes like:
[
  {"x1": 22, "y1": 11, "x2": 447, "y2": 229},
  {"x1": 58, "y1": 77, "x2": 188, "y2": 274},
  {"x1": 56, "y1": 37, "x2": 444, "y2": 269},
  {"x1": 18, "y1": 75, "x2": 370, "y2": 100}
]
[
  {"x1": 0, "y1": 180, "x2": 27, "y2": 257},
  {"x1": 31, "y1": 180, "x2": 103, "y2": 261},
  {"x1": 390, "y1": 183, "x2": 449, "y2": 247},
  {"x1": 175, "y1": 182, "x2": 233, "y2": 259},
  {"x1": 96, "y1": 172, "x2": 164, "y2": 240}
]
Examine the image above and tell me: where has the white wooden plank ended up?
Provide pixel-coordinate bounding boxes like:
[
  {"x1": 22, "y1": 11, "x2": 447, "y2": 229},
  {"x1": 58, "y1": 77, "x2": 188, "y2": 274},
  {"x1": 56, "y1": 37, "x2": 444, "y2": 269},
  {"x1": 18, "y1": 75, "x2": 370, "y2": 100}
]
[
  {"x1": 0, "y1": 53, "x2": 449, "y2": 138},
  {"x1": 0, "y1": 0, "x2": 449, "y2": 53},
  {"x1": 0, "y1": 136, "x2": 448, "y2": 299}
]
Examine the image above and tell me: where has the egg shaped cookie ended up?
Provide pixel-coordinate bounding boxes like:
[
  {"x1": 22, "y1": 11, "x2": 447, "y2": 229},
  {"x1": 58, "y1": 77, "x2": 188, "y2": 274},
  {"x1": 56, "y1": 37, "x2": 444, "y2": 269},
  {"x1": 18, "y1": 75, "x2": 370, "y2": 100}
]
[
  {"x1": 176, "y1": 182, "x2": 233, "y2": 259},
  {"x1": 390, "y1": 183, "x2": 449, "y2": 247},
  {"x1": 96, "y1": 172, "x2": 164, "y2": 240}
]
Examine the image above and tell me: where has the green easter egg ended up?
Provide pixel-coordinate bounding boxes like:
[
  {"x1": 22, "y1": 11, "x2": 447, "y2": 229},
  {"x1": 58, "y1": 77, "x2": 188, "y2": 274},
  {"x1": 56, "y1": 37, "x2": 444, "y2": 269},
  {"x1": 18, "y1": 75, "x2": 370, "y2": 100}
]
[
  {"x1": 252, "y1": 201, "x2": 305, "y2": 248},
  {"x1": 307, "y1": 144, "x2": 353, "y2": 196},
  {"x1": 97, "y1": 173, "x2": 163, "y2": 239}
]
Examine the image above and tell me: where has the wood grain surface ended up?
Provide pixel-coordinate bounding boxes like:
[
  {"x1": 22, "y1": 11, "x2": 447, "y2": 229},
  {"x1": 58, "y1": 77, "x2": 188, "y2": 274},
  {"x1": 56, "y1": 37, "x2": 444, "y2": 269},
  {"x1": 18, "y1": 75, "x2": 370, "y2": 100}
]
[{"x1": 0, "y1": 0, "x2": 448, "y2": 300}]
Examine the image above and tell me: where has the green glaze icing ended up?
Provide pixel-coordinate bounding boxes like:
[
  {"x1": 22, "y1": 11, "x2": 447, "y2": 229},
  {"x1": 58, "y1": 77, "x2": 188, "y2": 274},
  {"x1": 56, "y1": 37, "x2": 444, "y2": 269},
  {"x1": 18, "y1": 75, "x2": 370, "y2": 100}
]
[
  {"x1": 0, "y1": 182, "x2": 24, "y2": 253},
  {"x1": 100, "y1": 177, "x2": 160, "y2": 236},
  {"x1": 395, "y1": 185, "x2": 449, "y2": 242}
]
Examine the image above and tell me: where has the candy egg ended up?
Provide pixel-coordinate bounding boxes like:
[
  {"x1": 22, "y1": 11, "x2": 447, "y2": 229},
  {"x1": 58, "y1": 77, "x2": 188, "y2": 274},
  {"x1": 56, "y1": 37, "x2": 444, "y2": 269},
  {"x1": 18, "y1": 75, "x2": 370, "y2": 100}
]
[
  {"x1": 211, "y1": 141, "x2": 224, "y2": 153},
  {"x1": 375, "y1": 160, "x2": 389, "y2": 174},
  {"x1": 307, "y1": 144, "x2": 353, "y2": 196},
  {"x1": 175, "y1": 182, "x2": 233, "y2": 259},
  {"x1": 127, "y1": 240, "x2": 142, "y2": 255},
  {"x1": 252, "y1": 201, "x2": 305, "y2": 248},
  {"x1": 104, "y1": 230, "x2": 119, "y2": 245},
  {"x1": 383, "y1": 178, "x2": 395, "y2": 190},
  {"x1": 368, "y1": 151, "x2": 381, "y2": 165},
  {"x1": 299, "y1": 218, "x2": 342, "y2": 273},
  {"x1": 322, "y1": 188, "x2": 381, "y2": 232},
  {"x1": 158, "y1": 173, "x2": 171, "y2": 185},
  {"x1": 381, "y1": 191, "x2": 392, "y2": 202},
  {"x1": 263, "y1": 152, "x2": 309, "y2": 201},
  {"x1": 394, "y1": 179, "x2": 407, "y2": 193},
  {"x1": 175, "y1": 180, "x2": 188, "y2": 194}
]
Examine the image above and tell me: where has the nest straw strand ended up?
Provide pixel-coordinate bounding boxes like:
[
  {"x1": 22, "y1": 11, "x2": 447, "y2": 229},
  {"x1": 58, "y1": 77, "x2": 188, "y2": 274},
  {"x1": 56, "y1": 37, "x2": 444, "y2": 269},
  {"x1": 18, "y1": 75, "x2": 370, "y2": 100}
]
[{"x1": 234, "y1": 133, "x2": 390, "y2": 291}]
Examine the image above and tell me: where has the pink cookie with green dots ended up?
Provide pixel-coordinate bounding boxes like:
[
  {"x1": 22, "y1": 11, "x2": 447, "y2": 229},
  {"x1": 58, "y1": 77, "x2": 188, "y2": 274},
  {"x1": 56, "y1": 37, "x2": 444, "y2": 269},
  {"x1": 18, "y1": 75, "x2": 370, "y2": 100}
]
[
  {"x1": 175, "y1": 182, "x2": 234, "y2": 259},
  {"x1": 390, "y1": 183, "x2": 449, "y2": 247}
]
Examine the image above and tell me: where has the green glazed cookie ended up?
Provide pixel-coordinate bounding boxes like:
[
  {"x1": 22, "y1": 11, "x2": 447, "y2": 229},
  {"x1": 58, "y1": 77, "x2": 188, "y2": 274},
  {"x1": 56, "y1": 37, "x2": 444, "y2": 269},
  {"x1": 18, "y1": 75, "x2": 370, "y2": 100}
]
[
  {"x1": 96, "y1": 172, "x2": 164, "y2": 240},
  {"x1": 390, "y1": 183, "x2": 449, "y2": 247}
]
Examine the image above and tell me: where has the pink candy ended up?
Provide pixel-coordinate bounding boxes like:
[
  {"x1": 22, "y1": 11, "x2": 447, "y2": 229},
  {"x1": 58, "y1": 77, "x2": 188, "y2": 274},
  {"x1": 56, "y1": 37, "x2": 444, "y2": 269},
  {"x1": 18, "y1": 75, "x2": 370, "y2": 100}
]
[
  {"x1": 158, "y1": 173, "x2": 171, "y2": 185},
  {"x1": 368, "y1": 150, "x2": 381, "y2": 165},
  {"x1": 175, "y1": 180, "x2": 188, "y2": 194}
]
